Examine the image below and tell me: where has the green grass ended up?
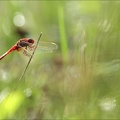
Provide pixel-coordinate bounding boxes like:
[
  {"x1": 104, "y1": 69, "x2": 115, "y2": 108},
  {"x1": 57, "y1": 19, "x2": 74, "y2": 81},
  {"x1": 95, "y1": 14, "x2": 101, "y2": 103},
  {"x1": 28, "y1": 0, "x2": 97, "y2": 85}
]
[
  {"x1": 0, "y1": 1, "x2": 120, "y2": 119},
  {"x1": 58, "y1": 4, "x2": 69, "y2": 64}
]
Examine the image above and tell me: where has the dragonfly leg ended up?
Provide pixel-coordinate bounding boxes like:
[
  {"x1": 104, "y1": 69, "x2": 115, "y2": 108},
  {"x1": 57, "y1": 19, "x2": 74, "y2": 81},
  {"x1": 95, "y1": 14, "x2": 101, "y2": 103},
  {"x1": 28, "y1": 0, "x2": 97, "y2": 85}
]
[
  {"x1": 23, "y1": 49, "x2": 31, "y2": 58},
  {"x1": 28, "y1": 45, "x2": 35, "y2": 51},
  {"x1": 23, "y1": 47, "x2": 31, "y2": 58}
]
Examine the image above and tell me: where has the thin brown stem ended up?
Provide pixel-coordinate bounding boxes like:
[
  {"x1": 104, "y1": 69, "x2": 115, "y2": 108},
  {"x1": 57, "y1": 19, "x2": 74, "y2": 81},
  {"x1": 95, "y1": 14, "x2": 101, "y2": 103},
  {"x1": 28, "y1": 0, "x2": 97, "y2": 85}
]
[
  {"x1": 15, "y1": 32, "x2": 42, "y2": 90},
  {"x1": 2, "y1": 33, "x2": 43, "y2": 105}
]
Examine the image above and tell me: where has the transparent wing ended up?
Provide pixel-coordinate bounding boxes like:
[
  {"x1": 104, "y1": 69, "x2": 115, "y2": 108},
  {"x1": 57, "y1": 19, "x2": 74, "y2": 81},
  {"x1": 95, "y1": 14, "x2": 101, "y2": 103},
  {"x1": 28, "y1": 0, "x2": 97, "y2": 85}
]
[
  {"x1": 36, "y1": 41, "x2": 58, "y2": 53},
  {"x1": 20, "y1": 41, "x2": 58, "y2": 57}
]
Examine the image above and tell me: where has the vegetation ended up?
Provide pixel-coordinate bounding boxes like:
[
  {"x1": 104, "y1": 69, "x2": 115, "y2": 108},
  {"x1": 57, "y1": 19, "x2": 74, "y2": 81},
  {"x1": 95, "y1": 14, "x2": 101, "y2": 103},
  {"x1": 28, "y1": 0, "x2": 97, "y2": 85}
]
[{"x1": 0, "y1": 1, "x2": 120, "y2": 119}]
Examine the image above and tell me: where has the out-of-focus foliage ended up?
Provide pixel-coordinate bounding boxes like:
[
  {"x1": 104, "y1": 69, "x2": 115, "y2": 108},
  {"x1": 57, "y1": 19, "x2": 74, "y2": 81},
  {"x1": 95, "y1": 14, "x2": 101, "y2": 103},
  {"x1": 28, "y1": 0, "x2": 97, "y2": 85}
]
[{"x1": 0, "y1": 1, "x2": 120, "y2": 119}]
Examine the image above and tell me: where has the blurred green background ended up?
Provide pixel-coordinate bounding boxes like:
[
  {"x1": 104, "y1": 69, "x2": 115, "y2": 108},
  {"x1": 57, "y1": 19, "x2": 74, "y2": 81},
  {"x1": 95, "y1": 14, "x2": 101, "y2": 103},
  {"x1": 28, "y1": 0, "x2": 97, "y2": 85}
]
[{"x1": 0, "y1": 1, "x2": 120, "y2": 119}]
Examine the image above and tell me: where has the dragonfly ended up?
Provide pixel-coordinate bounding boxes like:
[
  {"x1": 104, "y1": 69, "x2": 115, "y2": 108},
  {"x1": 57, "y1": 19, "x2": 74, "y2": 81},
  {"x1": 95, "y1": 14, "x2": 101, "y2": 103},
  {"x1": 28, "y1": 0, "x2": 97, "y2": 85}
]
[{"x1": 0, "y1": 38, "x2": 58, "y2": 60}]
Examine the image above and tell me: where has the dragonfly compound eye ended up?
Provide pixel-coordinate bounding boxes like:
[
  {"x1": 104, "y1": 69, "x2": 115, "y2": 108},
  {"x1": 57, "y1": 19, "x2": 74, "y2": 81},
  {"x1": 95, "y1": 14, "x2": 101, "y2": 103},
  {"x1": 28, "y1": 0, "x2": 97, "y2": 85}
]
[{"x1": 28, "y1": 39, "x2": 34, "y2": 44}]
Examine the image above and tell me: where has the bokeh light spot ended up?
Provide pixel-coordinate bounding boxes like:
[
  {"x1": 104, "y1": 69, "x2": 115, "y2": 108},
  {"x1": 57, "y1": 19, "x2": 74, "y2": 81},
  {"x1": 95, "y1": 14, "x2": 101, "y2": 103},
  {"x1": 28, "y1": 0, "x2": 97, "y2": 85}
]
[{"x1": 13, "y1": 13, "x2": 25, "y2": 27}]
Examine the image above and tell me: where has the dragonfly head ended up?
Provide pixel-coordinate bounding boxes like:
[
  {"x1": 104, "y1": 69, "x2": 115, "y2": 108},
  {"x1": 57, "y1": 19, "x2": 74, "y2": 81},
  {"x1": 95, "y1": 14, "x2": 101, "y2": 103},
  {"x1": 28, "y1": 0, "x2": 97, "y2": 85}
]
[{"x1": 28, "y1": 39, "x2": 34, "y2": 44}]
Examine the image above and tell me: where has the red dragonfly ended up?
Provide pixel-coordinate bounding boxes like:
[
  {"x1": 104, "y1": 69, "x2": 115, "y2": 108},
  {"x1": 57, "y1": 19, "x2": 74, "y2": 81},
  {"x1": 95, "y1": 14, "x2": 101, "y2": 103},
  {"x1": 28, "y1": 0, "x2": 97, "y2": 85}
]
[{"x1": 0, "y1": 38, "x2": 57, "y2": 60}]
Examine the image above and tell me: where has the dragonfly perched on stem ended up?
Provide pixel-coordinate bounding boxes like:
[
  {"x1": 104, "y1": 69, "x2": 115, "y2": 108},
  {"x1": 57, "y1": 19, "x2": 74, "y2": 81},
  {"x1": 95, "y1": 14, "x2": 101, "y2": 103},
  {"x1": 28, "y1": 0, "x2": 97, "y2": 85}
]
[
  {"x1": 1, "y1": 33, "x2": 57, "y2": 108},
  {"x1": 0, "y1": 37, "x2": 58, "y2": 60}
]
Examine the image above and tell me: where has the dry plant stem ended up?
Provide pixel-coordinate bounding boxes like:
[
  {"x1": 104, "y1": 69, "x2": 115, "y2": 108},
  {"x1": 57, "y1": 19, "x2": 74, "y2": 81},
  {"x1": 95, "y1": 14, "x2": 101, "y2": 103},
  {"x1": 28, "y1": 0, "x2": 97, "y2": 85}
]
[
  {"x1": 15, "y1": 32, "x2": 42, "y2": 89},
  {"x1": 2, "y1": 33, "x2": 42, "y2": 104}
]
